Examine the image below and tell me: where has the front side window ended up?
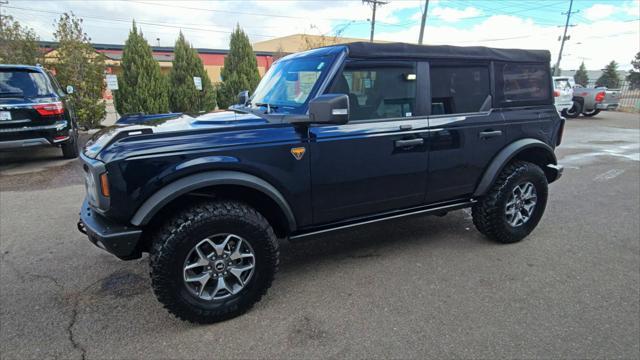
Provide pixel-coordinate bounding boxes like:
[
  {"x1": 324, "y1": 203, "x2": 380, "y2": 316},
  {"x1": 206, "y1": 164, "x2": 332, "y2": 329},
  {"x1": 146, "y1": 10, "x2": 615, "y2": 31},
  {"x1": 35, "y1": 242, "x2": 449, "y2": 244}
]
[
  {"x1": 430, "y1": 66, "x2": 491, "y2": 115},
  {"x1": 250, "y1": 55, "x2": 334, "y2": 114},
  {"x1": 500, "y1": 63, "x2": 550, "y2": 103},
  {"x1": 328, "y1": 62, "x2": 416, "y2": 121}
]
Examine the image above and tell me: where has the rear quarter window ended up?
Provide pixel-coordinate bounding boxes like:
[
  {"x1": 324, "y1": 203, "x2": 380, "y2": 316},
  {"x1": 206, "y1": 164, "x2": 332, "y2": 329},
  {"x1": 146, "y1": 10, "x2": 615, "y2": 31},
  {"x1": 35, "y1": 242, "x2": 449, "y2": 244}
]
[{"x1": 496, "y1": 63, "x2": 551, "y2": 106}]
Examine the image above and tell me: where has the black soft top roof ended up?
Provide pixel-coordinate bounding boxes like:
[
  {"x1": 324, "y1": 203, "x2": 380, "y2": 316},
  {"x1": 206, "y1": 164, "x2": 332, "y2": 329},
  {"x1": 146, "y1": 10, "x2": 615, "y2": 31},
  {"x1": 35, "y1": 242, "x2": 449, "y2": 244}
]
[{"x1": 342, "y1": 42, "x2": 550, "y2": 63}]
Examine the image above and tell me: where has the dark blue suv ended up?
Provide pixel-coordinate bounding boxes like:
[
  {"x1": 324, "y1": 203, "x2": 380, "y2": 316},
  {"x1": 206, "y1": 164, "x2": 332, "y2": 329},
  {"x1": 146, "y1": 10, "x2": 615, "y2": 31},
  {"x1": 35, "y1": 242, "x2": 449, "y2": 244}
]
[{"x1": 78, "y1": 43, "x2": 564, "y2": 323}]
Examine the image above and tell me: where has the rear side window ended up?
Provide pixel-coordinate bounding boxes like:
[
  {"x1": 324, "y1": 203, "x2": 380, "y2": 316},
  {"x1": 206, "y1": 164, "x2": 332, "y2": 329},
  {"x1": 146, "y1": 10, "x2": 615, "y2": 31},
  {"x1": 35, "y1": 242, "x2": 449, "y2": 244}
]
[
  {"x1": 498, "y1": 63, "x2": 550, "y2": 104},
  {"x1": 430, "y1": 66, "x2": 491, "y2": 115},
  {"x1": 329, "y1": 62, "x2": 416, "y2": 121},
  {"x1": 0, "y1": 69, "x2": 55, "y2": 98}
]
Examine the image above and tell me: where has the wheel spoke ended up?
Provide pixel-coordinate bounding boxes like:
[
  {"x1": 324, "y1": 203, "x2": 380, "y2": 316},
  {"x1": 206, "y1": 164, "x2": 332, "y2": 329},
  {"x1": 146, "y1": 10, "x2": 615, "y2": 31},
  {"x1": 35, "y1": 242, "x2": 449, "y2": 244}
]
[
  {"x1": 229, "y1": 264, "x2": 254, "y2": 286},
  {"x1": 523, "y1": 202, "x2": 536, "y2": 216},
  {"x1": 212, "y1": 234, "x2": 237, "y2": 256},
  {"x1": 212, "y1": 276, "x2": 233, "y2": 297},
  {"x1": 230, "y1": 238, "x2": 255, "y2": 261}
]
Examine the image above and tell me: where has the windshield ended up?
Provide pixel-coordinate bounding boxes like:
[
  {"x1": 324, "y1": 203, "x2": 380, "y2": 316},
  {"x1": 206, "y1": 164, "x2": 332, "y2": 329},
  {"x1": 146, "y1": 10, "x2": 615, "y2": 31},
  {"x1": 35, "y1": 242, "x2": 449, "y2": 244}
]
[
  {"x1": 250, "y1": 55, "x2": 335, "y2": 114},
  {"x1": 0, "y1": 69, "x2": 55, "y2": 98}
]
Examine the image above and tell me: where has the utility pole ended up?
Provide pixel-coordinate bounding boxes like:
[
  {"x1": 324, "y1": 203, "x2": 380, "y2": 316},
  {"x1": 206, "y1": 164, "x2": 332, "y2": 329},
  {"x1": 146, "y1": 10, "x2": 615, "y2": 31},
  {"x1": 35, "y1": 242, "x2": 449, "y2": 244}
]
[
  {"x1": 554, "y1": 0, "x2": 577, "y2": 76},
  {"x1": 363, "y1": 0, "x2": 387, "y2": 42},
  {"x1": 418, "y1": 0, "x2": 429, "y2": 44}
]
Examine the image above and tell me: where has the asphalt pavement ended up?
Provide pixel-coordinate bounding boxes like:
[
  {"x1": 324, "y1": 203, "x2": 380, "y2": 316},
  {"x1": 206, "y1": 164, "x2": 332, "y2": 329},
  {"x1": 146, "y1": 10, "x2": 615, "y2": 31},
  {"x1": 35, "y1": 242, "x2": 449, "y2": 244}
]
[{"x1": 1, "y1": 111, "x2": 639, "y2": 359}]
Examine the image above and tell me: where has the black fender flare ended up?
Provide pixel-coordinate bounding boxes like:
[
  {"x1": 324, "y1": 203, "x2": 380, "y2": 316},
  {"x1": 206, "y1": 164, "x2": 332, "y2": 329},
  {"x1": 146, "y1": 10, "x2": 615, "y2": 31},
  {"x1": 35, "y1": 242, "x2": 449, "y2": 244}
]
[
  {"x1": 130, "y1": 170, "x2": 297, "y2": 231},
  {"x1": 473, "y1": 139, "x2": 558, "y2": 197}
]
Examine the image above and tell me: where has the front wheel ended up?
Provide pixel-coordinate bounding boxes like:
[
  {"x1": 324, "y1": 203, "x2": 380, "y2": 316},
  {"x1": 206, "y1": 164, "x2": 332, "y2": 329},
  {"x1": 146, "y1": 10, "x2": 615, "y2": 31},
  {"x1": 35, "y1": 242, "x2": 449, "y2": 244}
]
[
  {"x1": 150, "y1": 200, "x2": 279, "y2": 324},
  {"x1": 582, "y1": 109, "x2": 601, "y2": 117},
  {"x1": 472, "y1": 161, "x2": 548, "y2": 244}
]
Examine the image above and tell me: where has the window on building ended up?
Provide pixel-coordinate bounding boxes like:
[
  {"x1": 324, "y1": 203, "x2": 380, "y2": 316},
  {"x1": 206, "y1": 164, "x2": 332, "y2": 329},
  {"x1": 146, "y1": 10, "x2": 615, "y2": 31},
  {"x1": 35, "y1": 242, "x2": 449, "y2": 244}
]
[
  {"x1": 329, "y1": 62, "x2": 416, "y2": 120},
  {"x1": 429, "y1": 66, "x2": 491, "y2": 115}
]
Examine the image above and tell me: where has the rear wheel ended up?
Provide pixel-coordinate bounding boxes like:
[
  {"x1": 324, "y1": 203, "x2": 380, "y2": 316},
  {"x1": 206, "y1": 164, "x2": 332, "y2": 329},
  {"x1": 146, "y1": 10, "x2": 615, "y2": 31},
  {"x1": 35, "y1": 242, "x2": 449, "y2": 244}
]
[
  {"x1": 561, "y1": 102, "x2": 582, "y2": 118},
  {"x1": 582, "y1": 109, "x2": 601, "y2": 117},
  {"x1": 150, "y1": 200, "x2": 279, "y2": 324},
  {"x1": 61, "y1": 132, "x2": 78, "y2": 159},
  {"x1": 472, "y1": 161, "x2": 548, "y2": 244}
]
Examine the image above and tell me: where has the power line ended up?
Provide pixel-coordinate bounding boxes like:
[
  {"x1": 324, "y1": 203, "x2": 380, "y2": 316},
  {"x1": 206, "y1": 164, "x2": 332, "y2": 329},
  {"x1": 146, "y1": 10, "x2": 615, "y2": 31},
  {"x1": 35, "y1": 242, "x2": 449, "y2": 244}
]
[{"x1": 4, "y1": 5, "x2": 277, "y2": 38}]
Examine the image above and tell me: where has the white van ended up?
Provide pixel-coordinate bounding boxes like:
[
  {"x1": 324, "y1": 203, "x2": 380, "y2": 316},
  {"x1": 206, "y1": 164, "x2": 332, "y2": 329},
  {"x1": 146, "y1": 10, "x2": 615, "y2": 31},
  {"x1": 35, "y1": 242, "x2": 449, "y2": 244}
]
[{"x1": 553, "y1": 76, "x2": 575, "y2": 116}]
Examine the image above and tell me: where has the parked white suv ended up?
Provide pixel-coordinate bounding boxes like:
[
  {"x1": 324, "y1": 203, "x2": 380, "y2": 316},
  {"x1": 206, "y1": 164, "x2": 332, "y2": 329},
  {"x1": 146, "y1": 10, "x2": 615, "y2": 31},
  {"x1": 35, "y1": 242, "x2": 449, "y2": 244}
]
[{"x1": 553, "y1": 76, "x2": 575, "y2": 116}]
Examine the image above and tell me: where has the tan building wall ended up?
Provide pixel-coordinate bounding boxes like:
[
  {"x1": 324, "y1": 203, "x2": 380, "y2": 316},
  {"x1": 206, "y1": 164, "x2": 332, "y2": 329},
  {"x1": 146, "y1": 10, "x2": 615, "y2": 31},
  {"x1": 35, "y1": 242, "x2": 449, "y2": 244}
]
[{"x1": 253, "y1": 34, "x2": 388, "y2": 53}]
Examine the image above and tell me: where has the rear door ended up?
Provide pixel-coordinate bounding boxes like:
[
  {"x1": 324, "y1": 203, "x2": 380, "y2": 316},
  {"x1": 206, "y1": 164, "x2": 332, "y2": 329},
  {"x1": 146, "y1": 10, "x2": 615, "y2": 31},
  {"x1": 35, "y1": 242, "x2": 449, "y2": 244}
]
[
  {"x1": 309, "y1": 60, "x2": 430, "y2": 224},
  {"x1": 425, "y1": 61, "x2": 506, "y2": 203}
]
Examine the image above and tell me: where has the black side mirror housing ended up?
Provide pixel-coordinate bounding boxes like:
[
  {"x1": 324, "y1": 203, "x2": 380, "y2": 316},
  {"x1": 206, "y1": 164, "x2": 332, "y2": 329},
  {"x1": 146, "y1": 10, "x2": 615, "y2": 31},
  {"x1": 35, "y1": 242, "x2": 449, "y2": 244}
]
[
  {"x1": 290, "y1": 94, "x2": 349, "y2": 125},
  {"x1": 237, "y1": 90, "x2": 249, "y2": 106}
]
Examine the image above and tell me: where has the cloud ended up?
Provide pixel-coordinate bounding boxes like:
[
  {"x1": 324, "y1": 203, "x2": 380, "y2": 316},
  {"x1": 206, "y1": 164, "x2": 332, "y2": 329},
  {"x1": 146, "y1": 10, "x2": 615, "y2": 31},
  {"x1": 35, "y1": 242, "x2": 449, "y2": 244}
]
[
  {"x1": 431, "y1": 6, "x2": 482, "y2": 22},
  {"x1": 622, "y1": 1, "x2": 639, "y2": 17},
  {"x1": 376, "y1": 14, "x2": 639, "y2": 70},
  {"x1": 583, "y1": 4, "x2": 617, "y2": 21}
]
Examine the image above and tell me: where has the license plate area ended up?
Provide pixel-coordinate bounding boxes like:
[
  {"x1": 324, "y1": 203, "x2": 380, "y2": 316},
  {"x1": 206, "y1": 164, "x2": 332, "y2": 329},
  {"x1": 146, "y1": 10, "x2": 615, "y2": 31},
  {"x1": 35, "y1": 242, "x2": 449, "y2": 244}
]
[{"x1": 0, "y1": 111, "x2": 12, "y2": 121}]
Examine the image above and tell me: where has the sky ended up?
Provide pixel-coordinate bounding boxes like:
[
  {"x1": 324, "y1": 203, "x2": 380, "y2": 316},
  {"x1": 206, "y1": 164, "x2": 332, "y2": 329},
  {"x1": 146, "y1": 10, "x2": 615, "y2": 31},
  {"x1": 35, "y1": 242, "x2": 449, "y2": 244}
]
[{"x1": 2, "y1": 0, "x2": 639, "y2": 70}]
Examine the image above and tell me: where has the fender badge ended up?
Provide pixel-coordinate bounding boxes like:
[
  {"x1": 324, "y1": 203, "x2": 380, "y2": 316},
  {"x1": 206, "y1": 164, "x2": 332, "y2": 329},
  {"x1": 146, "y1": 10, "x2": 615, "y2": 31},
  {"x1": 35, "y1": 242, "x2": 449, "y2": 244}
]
[{"x1": 291, "y1": 147, "x2": 306, "y2": 160}]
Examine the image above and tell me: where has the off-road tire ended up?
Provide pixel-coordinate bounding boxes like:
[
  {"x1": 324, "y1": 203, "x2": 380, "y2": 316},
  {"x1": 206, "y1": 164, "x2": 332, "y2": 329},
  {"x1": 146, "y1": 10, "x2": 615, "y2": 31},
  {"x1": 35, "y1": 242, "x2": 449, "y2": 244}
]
[
  {"x1": 472, "y1": 161, "x2": 548, "y2": 244},
  {"x1": 582, "y1": 109, "x2": 601, "y2": 117},
  {"x1": 61, "y1": 133, "x2": 78, "y2": 159},
  {"x1": 561, "y1": 102, "x2": 582, "y2": 118},
  {"x1": 150, "y1": 200, "x2": 279, "y2": 324}
]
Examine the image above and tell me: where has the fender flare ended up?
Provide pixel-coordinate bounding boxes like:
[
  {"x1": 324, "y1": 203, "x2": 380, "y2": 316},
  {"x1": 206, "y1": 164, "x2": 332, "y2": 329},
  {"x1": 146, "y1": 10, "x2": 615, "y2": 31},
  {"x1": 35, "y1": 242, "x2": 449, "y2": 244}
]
[
  {"x1": 473, "y1": 139, "x2": 557, "y2": 197},
  {"x1": 130, "y1": 170, "x2": 297, "y2": 231}
]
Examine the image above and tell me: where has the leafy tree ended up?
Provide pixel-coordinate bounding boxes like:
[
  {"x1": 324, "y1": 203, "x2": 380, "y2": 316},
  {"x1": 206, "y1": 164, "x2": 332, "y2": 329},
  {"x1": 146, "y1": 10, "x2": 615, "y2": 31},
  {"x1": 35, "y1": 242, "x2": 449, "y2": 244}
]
[
  {"x1": 218, "y1": 25, "x2": 260, "y2": 109},
  {"x1": 574, "y1": 61, "x2": 589, "y2": 87},
  {"x1": 52, "y1": 13, "x2": 106, "y2": 129},
  {"x1": 115, "y1": 21, "x2": 169, "y2": 115},
  {"x1": 168, "y1": 32, "x2": 216, "y2": 113},
  {"x1": 596, "y1": 60, "x2": 621, "y2": 88},
  {"x1": 627, "y1": 52, "x2": 640, "y2": 90},
  {"x1": 0, "y1": 15, "x2": 42, "y2": 65}
]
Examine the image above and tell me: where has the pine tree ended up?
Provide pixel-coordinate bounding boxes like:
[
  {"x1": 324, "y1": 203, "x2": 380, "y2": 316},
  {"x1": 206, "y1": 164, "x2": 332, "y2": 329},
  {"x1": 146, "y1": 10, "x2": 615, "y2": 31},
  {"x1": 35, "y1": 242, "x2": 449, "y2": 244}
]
[
  {"x1": 573, "y1": 61, "x2": 589, "y2": 87},
  {"x1": 52, "y1": 13, "x2": 106, "y2": 129},
  {"x1": 115, "y1": 21, "x2": 169, "y2": 115},
  {"x1": 0, "y1": 15, "x2": 42, "y2": 65},
  {"x1": 596, "y1": 60, "x2": 621, "y2": 88},
  {"x1": 627, "y1": 52, "x2": 640, "y2": 90},
  {"x1": 168, "y1": 32, "x2": 216, "y2": 113},
  {"x1": 218, "y1": 25, "x2": 260, "y2": 109}
]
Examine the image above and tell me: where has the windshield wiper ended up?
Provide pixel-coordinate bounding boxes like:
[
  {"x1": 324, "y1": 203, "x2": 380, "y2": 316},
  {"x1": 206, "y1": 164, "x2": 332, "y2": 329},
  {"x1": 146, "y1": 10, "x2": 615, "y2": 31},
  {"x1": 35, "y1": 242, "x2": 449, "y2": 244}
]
[{"x1": 254, "y1": 102, "x2": 279, "y2": 114}]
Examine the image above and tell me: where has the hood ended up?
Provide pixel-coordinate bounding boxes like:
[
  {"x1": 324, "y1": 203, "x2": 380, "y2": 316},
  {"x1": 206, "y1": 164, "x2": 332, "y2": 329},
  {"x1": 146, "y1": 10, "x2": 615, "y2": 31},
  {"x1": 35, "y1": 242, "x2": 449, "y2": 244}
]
[{"x1": 83, "y1": 111, "x2": 269, "y2": 159}]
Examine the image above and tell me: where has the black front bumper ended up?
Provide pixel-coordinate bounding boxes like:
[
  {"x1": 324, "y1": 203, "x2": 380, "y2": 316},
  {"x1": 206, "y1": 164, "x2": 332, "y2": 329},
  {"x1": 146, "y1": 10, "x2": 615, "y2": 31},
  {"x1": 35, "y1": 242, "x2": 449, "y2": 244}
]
[{"x1": 78, "y1": 198, "x2": 143, "y2": 260}]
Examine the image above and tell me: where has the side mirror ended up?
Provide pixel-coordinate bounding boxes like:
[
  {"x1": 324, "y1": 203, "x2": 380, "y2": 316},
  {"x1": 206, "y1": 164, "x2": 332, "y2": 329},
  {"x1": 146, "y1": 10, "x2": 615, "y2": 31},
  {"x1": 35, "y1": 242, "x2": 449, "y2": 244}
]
[
  {"x1": 237, "y1": 90, "x2": 249, "y2": 105},
  {"x1": 308, "y1": 94, "x2": 349, "y2": 124},
  {"x1": 66, "y1": 85, "x2": 74, "y2": 94}
]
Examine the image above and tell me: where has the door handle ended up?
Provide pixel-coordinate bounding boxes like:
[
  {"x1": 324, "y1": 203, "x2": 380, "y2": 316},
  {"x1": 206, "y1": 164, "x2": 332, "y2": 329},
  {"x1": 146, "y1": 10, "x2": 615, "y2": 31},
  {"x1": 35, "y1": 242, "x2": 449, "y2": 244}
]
[
  {"x1": 395, "y1": 138, "x2": 424, "y2": 148},
  {"x1": 479, "y1": 130, "x2": 502, "y2": 139}
]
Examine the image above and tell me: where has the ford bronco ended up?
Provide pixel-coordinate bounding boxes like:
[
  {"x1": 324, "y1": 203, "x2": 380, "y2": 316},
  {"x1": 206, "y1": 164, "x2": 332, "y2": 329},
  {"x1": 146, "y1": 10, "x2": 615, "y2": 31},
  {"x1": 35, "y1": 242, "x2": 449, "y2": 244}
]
[{"x1": 78, "y1": 42, "x2": 564, "y2": 323}]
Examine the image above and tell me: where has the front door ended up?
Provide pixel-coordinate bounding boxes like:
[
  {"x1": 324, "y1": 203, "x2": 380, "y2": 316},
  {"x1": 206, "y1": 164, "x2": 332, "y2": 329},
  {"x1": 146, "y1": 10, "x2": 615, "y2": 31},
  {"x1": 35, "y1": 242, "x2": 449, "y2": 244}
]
[
  {"x1": 426, "y1": 62, "x2": 507, "y2": 203},
  {"x1": 309, "y1": 60, "x2": 430, "y2": 224}
]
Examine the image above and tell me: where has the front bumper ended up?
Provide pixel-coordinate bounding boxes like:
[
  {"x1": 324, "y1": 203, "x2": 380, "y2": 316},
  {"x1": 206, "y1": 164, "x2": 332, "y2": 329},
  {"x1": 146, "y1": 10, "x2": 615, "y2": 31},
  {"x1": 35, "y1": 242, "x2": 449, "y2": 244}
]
[
  {"x1": 78, "y1": 198, "x2": 143, "y2": 260},
  {"x1": 547, "y1": 164, "x2": 564, "y2": 183}
]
